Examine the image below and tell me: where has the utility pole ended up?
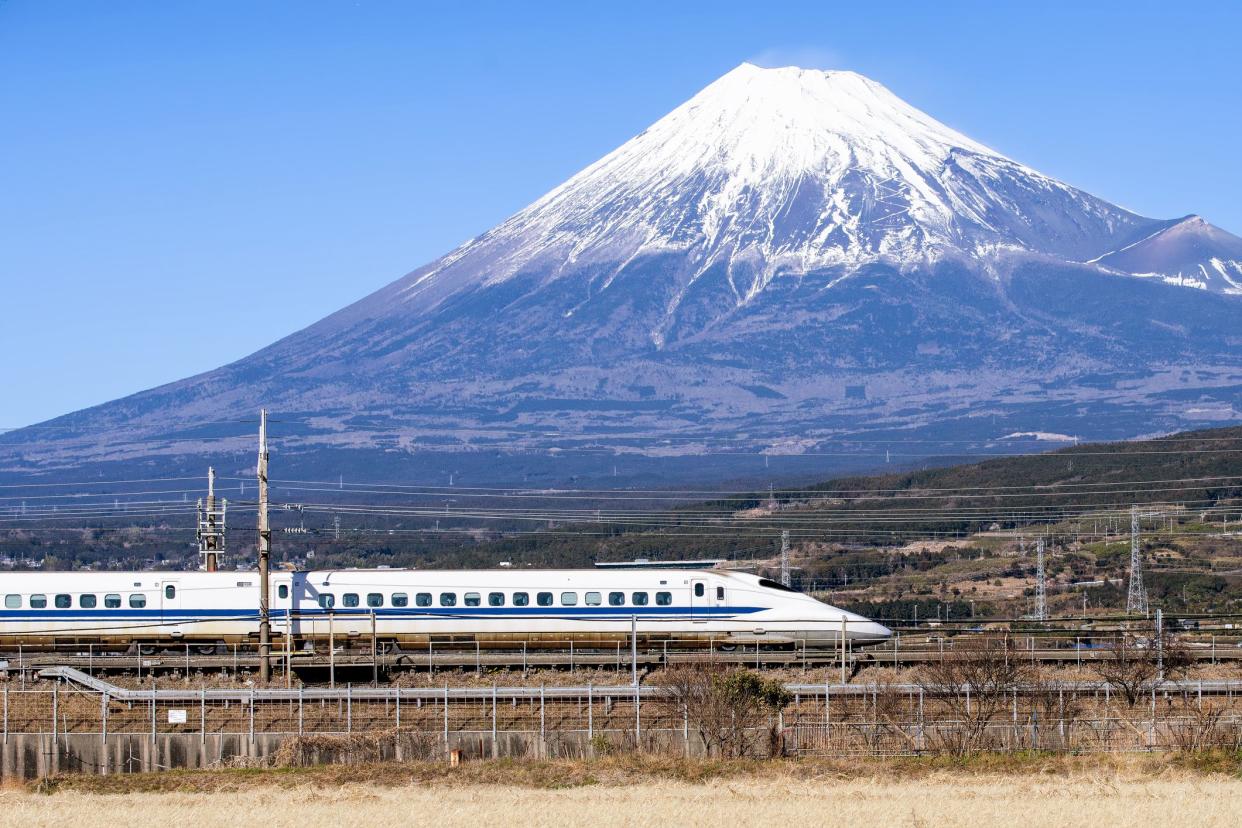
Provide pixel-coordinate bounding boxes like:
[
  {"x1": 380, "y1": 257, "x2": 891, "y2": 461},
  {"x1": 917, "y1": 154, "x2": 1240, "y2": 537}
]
[
  {"x1": 1034, "y1": 536, "x2": 1047, "y2": 621},
  {"x1": 196, "y1": 467, "x2": 226, "y2": 572},
  {"x1": 780, "y1": 530, "x2": 791, "y2": 588},
  {"x1": 333, "y1": 515, "x2": 341, "y2": 541},
  {"x1": 258, "y1": 409, "x2": 272, "y2": 683},
  {"x1": 1126, "y1": 505, "x2": 1149, "y2": 616}
]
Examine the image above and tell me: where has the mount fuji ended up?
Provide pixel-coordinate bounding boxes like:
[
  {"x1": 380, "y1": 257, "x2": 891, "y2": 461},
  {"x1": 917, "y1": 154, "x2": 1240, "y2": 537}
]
[{"x1": 5, "y1": 64, "x2": 1241, "y2": 484}]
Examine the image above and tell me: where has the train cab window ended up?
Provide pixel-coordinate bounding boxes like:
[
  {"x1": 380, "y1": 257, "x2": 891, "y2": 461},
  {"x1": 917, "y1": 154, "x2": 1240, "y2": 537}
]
[
  {"x1": 342, "y1": 593, "x2": 360, "y2": 608},
  {"x1": 584, "y1": 591, "x2": 602, "y2": 606},
  {"x1": 693, "y1": 583, "x2": 705, "y2": 598},
  {"x1": 129, "y1": 594, "x2": 147, "y2": 609},
  {"x1": 104, "y1": 594, "x2": 121, "y2": 608},
  {"x1": 29, "y1": 594, "x2": 47, "y2": 609},
  {"x1": 440, "y1": 593, "x2": 457, "y2": 607},
  {"x1": 631, "y1": 592, "x2": 649, "y2": 606},
  {"x1": 513, "y1": 592, "x2": 529, "y2": 606},
  {"x1": 278, "y1": 584, "x2": 289, "y2": 600},
  {"x1": 608, "y1": 592, "x2": 625, "y2": 606},
  {"x1": 536, "y1": 592, "x2": 553, "y2": 607},
  {"x1": 55, "y1": 594, "x2": 71, "y2": 609},
  {"x1": 4, "y1": 595, "x2": 19, "y2": 609},
  {"x1": 367, "y1": 593, "x2": 384, "y2": 608},
  {"x1": 416, "y1": 593, "x2": 432, "y2": 607},
  {"x1": 464, "y1": 592, "x2": 481, "y2": 607},
  {"x1": 165, "y1": 585, "x2": 176, "y2": 600},
  {"x1": 392, "y1": 593, "x2": 409, "y2": 607},
  {"x1": 656, "y1": 591, "x2": 672, "y2": 606},
  {"x1": 488, "y1": 592, "x2": 505, "y2": 607},
  {"x1": 319, "y1": 593, "x2": 336, "y2": 609},
  {"x1": 80, "y1": 594, "x2": 97, "y2": 609},
  {"x1": 560, "y1": 592, "x2": 578, "y2": 606},
  {"x1": 716, "y1": 586, "x2": 725, "y2": 601}
]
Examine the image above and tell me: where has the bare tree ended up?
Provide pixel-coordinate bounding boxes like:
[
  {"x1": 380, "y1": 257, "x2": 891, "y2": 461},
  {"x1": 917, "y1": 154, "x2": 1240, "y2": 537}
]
[
  {"x1": 655, "y1": 665, "x2": 792, "y2": 758},
  {"x1": 916, "y1": 635, "x2": 1034, "y2": 755},
  {"x1": 1092, "y1": 636, "x2": 1158, "y2": 708}
]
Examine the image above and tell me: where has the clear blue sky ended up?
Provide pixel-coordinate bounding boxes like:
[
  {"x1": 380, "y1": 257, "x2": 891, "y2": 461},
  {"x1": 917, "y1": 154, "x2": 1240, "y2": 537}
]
[{"x1": 2, "y1": 1, "x2": 1239, "y2": 428}]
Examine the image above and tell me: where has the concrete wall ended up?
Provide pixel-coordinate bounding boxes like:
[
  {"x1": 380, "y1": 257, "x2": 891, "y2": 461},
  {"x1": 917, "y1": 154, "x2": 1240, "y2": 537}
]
[{"x1": 0, "y1": 730, "x2": 698, "y2": 779}]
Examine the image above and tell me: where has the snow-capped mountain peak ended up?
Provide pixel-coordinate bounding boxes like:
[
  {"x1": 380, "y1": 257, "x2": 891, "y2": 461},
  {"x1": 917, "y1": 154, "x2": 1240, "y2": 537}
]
[{"x1": 396, "y1": 64, "x2": 1155, "y2": 313}]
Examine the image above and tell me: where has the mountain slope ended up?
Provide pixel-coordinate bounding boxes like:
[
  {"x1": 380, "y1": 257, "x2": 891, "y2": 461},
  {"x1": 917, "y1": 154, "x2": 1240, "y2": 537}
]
[{"x1": 3, "y1": 64, "x2": 1240, "y2": 484}]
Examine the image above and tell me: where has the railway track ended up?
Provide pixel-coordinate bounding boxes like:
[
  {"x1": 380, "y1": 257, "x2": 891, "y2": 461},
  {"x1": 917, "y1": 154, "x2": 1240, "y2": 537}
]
[{"x1": 4, "y1": 641, "x2": 1239, "y2": 677}]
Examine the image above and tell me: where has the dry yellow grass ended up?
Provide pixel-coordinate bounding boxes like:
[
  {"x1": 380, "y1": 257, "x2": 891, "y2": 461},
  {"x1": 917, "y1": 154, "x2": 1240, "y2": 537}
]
[
  {"x1": 0, "y1": 777, "x2": 1235, "y2": 827},
  {"x1": 3, "y1": 770, "x2": 1241, "y2": 828}
]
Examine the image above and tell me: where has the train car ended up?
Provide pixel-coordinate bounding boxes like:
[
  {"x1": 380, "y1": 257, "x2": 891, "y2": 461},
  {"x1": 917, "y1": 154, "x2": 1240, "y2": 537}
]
[{"x1": 0, "y1": 568, "x2": 891, "y2": 652}]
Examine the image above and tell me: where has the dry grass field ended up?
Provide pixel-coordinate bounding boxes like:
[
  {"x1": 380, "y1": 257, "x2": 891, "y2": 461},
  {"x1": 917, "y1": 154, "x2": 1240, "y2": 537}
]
[{"x1": 3, "y1": 755, "x2": 1240, "y2": 828}]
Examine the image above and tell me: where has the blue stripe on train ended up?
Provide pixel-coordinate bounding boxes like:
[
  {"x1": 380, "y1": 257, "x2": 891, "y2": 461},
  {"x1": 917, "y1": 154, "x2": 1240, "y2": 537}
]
[{"x1": 0, "y1": 605, "x2": 763, "y2": 621}]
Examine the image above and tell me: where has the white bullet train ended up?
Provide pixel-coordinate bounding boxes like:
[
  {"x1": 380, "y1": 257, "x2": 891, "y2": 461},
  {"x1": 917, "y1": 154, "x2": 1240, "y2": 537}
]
[{"x1": 0, "y1": 568, "x2": 891, "y2": 652}]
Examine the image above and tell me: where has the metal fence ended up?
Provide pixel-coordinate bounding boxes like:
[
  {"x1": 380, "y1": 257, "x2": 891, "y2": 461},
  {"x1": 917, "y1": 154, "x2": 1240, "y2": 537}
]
[{"x1": 5, "y1": 671, "x2": 1242, "y2": 760}]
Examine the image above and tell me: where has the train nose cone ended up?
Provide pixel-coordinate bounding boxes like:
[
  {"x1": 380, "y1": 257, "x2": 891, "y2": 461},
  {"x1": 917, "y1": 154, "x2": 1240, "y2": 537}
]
[{"x1": 857, "y1": 621, "x2": 893, "y2": 642}]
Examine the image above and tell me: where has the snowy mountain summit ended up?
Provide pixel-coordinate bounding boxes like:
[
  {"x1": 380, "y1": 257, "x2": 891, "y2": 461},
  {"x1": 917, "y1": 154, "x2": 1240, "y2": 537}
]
[
  {"x1": 5, "y1": 65, "x2": 1241, "y2": 483},
  {"x1": 394, "y1": 63, "x2": 1227, "y2": 328}
]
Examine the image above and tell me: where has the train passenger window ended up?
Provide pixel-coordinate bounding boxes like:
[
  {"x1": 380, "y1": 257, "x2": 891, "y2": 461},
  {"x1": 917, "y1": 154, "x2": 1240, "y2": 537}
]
[
  {"x1": 29, "y1": 594, "x2": 47, "y2": 609},
  {"x1": 343, "y1": 593, "x2": 360, "y2": 608},
  {"x1": 80, "y1": 594, "x2": 97, "y2": 609},
  {"x1": 392, "y1": 593, "x2": 409, "y2": 607},
  {"x1": 55, "y1": 594, "x2": 71, "y2": 609},
  {"x1": 165, "y1": 585, "x2": 176, "y2": 600},
  {"x1": 464, "y1": 592, "x2": 481, "y2": 607},
  {"x1": 536, "y1": 592, "x2": 553, "y2": 607},
  {"x1": 416, "y1": 593, "x2": 432, "y2": 607},
  {"x1": 278, "y1": 584, "x2": 289, "y2": 600},
  {"x1": 488, "y1": 592, "x2": 505, "y2": 606},
  {"x1": 608, "y1": 592, "x2": 625, "y2": 606},
  {"x1": 319, "y1": 593, "x2": 335, "y2": 609},
  {"x1": 367, "y1": 593, "x2": 384, "y2": 608},
  {"x1": 631, "y1": 592, "x2": 648, "y2": 606},
  {"x1": 513, "y1": 592, "x2": 529, "y2": 606},
  {"x1": 4, "y1": 595, "x2": 19, "y2": 609},
  {"x1": 129, "y1": 594, "x2": 147, "y2": 609},
  {"x1": 440, "y1": 593, "x2": 457, "y2": 607},
  {"x1": 104, "y1": 594, "x2": 121, "y2": 608},
  {"x1": 693, "y1": 583, "x2": 705, "y2": 598},
  {"x1": 656, "y1": 591, "x2": 672, "y2": 606},
  {"x1": 560, "y1": 592, "x2": 578, "y2": 606},
  {"x1": 585, "y1": 591, "x2": 601, "y2": 606},
  {"x1": 716, "y1": 586, "x2": 725, "y2": 601}
]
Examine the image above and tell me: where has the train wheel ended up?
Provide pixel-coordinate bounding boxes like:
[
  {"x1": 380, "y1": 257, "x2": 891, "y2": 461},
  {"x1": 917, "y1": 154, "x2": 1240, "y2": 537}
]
[
  {"x1": 139, "y1": 644, "x2": 157, "y2": 656},
  {"x1": 717, "y1": 643, "x2": 738, "y2": 652}
]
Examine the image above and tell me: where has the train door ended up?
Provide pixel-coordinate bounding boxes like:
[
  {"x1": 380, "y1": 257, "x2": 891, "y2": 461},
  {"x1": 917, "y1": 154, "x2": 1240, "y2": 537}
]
[
  {"x1": 690, "y1": 578, "x2": 708, "y2": 620},
  {"x1": 160, "y1": 579, "x2": 181, "y2": 627},
  {"x1": 273, "y1": 575, "x2": 294, "y2": 642}
]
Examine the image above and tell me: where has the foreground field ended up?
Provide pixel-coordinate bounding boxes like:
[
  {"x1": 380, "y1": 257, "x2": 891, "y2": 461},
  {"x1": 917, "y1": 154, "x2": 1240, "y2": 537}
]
[{"x1": 5, "y1": 755, "x2": 1241, "y2": 828}]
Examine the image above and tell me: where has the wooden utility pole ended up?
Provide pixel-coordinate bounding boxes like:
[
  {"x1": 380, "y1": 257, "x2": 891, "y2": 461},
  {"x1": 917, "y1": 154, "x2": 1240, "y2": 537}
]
[{"x1": 258, "y1": 409, "x2": 272, "y2": 683}]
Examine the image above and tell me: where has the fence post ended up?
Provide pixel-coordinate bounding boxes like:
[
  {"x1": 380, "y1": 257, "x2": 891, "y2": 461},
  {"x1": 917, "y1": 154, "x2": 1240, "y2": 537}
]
[
  {"x1": 347, "y1": 683, "x2": 352, "y2": 733},
  {"x1": 298, "y1": 686, "x2": 304, "y2": 735},
  {"x1": 539, "y1": 684, "x2": 545, "y2": 758},
  {"x1": 683, "y1": 702, "x2": 689, "y2": 757},
  {"x1": 200, "y1": 688, "x2": 206, "y2": 746},
  {"x1": 395, "y1": 688, "x2": 401, "y2": 731},
  {"x1": 149, "y1": 686, "x2": 155, "y2": 744},
  {"x1": 2, "y1": 685, "x2": 6, "y2": 745},
  {"x1": 491, "y1": 683, "x2": 498, "y2": 759},
  {"x1": 249, "y1": 689, "x2": 255, "y2": 744},
  {"x1": 634, "y1": 682, "x2": 641, "y2": 747},
  {"x1": 587, "y1": 683, "x2": 593, "y2": 743},
  {"x1": 443, "y1": 683, "x2": 449, "y2": 758},
  {"x1": 101, "y1": 692, "x2": 107, "y2": 744}
]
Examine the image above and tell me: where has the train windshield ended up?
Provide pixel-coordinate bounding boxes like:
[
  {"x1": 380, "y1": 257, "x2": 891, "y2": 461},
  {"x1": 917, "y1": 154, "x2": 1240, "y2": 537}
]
[{"x1": 757, "y1": 578, "x2": 800, "y2": 594}]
